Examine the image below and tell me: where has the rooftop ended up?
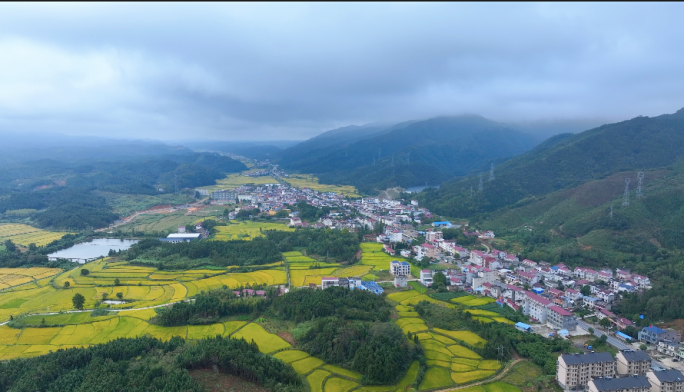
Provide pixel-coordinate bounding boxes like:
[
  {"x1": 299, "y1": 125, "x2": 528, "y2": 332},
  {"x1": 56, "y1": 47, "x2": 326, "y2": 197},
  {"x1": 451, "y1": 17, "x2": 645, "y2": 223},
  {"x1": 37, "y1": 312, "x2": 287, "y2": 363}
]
[
  {"x1": 590, "y1": 376, "x2": 651, "y2": 391},
  {"x1": 549, "y1": 305, "x2": 573, "y2": 316},
  {"x1": 644, "y1": 326, "x2": 666, "y2": 334},
  {"x1": 651, "y1": 369, "x2": 684, "y2": 383},
  {"x1": 560, "y1": 352, "x2": 614, "y2": 365},
  {"x1": 619, "y1": 350, "x2": 650, "y2": 362}
]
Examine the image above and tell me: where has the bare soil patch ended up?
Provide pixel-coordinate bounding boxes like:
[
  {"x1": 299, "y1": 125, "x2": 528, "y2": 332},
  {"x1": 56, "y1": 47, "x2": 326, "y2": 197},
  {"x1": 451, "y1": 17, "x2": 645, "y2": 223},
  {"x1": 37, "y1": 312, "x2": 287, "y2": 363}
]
[
  {"x1": 189, "y1": 369, "x2": 269, "y2": 392},
  {"x1": 278, "y1": 331, "x2": 296, "y2": 345}
]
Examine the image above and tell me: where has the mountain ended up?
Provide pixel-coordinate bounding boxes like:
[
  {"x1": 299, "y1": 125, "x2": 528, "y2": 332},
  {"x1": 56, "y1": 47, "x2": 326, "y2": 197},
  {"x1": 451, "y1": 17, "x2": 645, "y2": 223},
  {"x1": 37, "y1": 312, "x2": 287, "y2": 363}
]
[
  {"x1": 277, "y1": 116, "x2": 540, "y2": 194},
  {"x1": 417, "y1": 108, "x2": 684, "y2": 219}
]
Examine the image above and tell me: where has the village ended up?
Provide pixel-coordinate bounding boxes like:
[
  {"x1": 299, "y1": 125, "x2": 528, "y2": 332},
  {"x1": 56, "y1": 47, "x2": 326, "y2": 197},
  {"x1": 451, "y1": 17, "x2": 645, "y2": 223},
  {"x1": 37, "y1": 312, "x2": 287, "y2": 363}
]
[{"x1": 193, "y1": 170, "x2": 684, "y2": 391}]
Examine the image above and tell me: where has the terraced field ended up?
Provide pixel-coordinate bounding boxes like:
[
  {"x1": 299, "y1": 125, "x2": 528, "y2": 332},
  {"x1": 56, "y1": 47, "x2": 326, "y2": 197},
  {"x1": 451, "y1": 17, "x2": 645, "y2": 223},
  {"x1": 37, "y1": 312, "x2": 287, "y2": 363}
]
[
  {"x1": 0, "y1": 224, "x2": 69, "y2": 247},
  {"x1": 283, "y1": 174, "x2": 360, "y2": 197},
  {"x1": 0, "y1": 268, "x2": 61, "y2": 290},
  {"x1": 386, "y1": 290, "x2": 513, "y2": 391},
  {"x1": 196, "y1": 171, "x2": 280, "y2": 192}
]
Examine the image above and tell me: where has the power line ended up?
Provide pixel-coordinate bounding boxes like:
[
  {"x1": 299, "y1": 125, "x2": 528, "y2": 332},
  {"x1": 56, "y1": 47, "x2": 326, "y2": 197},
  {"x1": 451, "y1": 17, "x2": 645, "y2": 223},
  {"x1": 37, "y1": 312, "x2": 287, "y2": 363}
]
[{"x1": 489, "y1": 163, "x2": 495, "y2": 181}]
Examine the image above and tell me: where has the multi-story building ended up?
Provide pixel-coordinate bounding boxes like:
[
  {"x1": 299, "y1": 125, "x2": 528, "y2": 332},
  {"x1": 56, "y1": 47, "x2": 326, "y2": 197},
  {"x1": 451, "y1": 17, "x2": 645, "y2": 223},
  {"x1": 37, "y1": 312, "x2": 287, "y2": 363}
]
[
  {"x1": 616, "y1": 350, "x2": 651, "y2": 376},
  {"x1": 420, "y1": 270, "x2": 433, "y2": 286},
  {"x1": 472, "y1": 268, "x2": 496, "y2": 290},
  {"x1": 523, "y1": 291, "x2": 552, "y2": 323},
  {"x1": 321, "y1": 277, "x2": 339, "y2": 289},
  {"x1": 390, "y1": 261, "x2": 411, "y2": 276},
  {"x1": 212, "y1": 190, "x2": 236, "y2": 201},
  {"x1": 425, "y1": 231, "x2": 443, "y2": 242},
  {"x1": 548, "y1": 305, "x2": 577, "y2": 330},
  {"x1": 639, "y1": 326, "x2": 682, "y2": 345},
  {"x1": 588, "y1": 376, "x2": 651, "y2": 392},
  {"x1": 647, "y1": 369, "x2": 684, "y2": 392},
  {"x1": 557, "y1": 352, "x2": 616, "y2": 390},
  {"x1": 394, "y1": 275, "x2": 407, "y2": 287}
]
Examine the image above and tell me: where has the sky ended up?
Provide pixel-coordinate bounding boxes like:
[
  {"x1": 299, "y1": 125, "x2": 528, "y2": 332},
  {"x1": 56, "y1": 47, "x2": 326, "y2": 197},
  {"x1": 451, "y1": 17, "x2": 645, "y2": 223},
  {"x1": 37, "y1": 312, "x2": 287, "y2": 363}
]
[{"x1": 1, "y1": 3, "x2": 683, "y2": 141}]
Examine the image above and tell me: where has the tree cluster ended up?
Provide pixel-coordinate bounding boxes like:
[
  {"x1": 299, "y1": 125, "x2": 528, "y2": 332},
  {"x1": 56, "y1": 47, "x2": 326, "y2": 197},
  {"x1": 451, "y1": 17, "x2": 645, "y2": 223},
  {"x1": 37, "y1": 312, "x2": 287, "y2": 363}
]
[{"x1": 265, "y1": 229, "x2": 360, "y2": 263}]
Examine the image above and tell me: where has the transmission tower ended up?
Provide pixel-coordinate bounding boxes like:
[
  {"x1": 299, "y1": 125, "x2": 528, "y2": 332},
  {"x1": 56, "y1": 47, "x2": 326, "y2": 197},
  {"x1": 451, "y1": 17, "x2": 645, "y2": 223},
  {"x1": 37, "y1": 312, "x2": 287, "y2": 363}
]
[
  {"x1": 636, "y1": 172, "x2": 644, "y2": 199},
  {"x1": 391, "y1": 155, "x2": 394, "y2": 167},
  {"x1": 609, "y1": 204, "x2": 613, "y2": 219},
  {"x1": 496, "y1": 345, "x2": 505, "y2": 365},
  {"x1": 174, "y1": 174, "x2": 178, "y2": 194},
  {"x1": 406, "y1": 152, "x2": 410, "y2": 165},
  {"x1": 478, "y1": 173, "x2": 483, "y2": 192},
  {"x1": 622, "y1": 177, "x2": 631, "y2": 207},
  {"x1": 489, "y1": 163, "x2": 495, "y2": 181},
  {"x1": 470, "y1": 187, "x2": 473, "y2": 197}
]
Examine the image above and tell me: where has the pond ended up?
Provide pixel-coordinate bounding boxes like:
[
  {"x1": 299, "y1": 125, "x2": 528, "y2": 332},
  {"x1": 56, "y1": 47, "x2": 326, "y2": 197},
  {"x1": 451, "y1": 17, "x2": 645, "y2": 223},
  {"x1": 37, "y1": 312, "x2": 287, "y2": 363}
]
[
  {"x1": 47, "y1": 238, "x2": 138, "y2": 264},
  {"x1": 404, "y1": 184, "x2": 440, "y2": 193}
]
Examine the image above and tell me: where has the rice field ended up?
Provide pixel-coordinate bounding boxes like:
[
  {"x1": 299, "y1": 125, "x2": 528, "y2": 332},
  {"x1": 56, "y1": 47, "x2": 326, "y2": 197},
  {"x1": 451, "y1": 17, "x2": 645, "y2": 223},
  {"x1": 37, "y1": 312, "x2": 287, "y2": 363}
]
[
  {"x1": 0, "y1": 224, "x2": 69, "y2": 247},
  {"x1": 0, "y1": 268, "x2": 61, "y2": 290},
  {"x1": 196, "y1": 172, "x2": 280, "y2": 192},
  {"x1": 212, "y1": 220, "x2": 293, "y2": 241},
  {"x1": 283, "y1": 174, "x2": 359, "y2": 197}
]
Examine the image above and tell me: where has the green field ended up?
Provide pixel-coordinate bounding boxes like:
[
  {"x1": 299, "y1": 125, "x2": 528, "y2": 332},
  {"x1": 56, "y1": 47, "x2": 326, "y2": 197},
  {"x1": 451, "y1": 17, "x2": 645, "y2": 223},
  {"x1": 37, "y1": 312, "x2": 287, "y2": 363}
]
[
  {"x1": 0, "y1": 224, "x2": 69, "y2": 247},
  {"x1": 212, "y1": 220, "x2": 293, "y2": 241},
  {"x1": 94, "y1": 191, "x2": 194, "y2": 216},
  {"x1": 197, "y1": 172, "x2": 280, "y2": 191},
  {"x1": 284, "y1": 174, "x2": 359, "y2": 197}
]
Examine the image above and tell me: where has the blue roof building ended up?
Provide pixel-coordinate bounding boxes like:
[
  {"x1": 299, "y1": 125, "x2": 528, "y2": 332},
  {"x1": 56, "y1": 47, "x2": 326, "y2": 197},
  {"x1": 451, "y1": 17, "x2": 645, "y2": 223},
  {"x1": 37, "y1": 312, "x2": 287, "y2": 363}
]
[
  {"x1": 638, "y1": 325, "x2": 681, "y2": 344},
  {"x1": 432, "y1": 221, "x2": 452, "y2": 228},
  {"x1": 358, "y1": 281, "x2": 384, "y2": 295},
  {"x1": 515, "y1": 322, "x2": 531, "y2": 332}
]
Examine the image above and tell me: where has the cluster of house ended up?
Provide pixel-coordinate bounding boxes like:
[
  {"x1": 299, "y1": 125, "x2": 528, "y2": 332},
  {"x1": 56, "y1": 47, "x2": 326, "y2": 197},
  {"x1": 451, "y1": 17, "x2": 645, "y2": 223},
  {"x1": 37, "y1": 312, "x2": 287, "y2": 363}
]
[
  {"x1": 357, "y1": 198, "x2": 446, "y2": 231},
  {"x1": 316, "y1": 277, "x2": 384, "y2": 295},
  {"x1": 638, "y1": 326, "x2": 684, "y2": 360},
  {"x1": 557, "y1": 350, "x2": 684, "y2": 392}
]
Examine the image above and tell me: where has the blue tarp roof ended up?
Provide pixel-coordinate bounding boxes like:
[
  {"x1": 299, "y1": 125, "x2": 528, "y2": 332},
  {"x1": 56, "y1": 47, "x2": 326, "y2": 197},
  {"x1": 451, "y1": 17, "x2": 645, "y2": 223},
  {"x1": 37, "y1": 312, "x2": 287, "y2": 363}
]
[
  {"x1": 616, "y1": 331, "x2": 634, "y2": 340},
  {"x1": 515, "y1": 322, "x2": 531, "y2": 330}
]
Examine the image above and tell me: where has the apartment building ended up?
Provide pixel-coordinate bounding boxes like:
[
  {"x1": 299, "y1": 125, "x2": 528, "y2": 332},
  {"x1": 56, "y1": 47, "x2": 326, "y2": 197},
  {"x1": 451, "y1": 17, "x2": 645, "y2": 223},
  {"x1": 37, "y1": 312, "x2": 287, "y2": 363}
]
[
  {"x1": 523, "y1": 291, "x2": 552, "y2": 323},
  {"x1": 588, "y1": 376, "x2": 651, "y2": 392},
  {"x1": 548, "y1": 305, "x2": 577, "y2": 330},
  {"x1": 557, "y1": 352, "x2": 616, "y2": 389},
  {"x1": 616, "y1": 350, "x2": 651, "y2": 376},
  {"x1": 647, "y1": 369, "x2": 684, "y2": 392},
  {"x1": 390, "y1": 261, "x2": 411, "y2": 276}
]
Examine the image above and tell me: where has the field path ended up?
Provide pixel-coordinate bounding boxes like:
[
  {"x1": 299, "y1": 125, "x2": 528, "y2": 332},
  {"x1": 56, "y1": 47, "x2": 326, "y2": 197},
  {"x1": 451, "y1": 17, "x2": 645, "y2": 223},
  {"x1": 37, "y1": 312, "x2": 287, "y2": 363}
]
[
  {"x1": 0, "y1": 299, "x2": 193, "y2": 327},
  {"x1": 433, "y1": 358, "x2": 524, "y2": 392}
]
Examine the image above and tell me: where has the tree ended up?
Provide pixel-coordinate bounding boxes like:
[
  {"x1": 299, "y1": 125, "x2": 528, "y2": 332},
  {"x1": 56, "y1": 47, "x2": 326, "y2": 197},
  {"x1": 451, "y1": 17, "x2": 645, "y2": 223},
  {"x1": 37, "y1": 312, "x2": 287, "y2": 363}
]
[
  {"x1": 114, "y1": 278, "x2": 120, "y2": 286},
  {"x1": 373, "y1": 221, "x2": 385, "y2": 235},
  {"x1": 185, "y1": 225, "x2": 195, "y2": 233},
  {"x1": 432, "y1": 271, "x2": 447, "y2": 289},
  {"x1": 80, "y1": 269, "x2": 90, "y2": 276},
  {"x1": 598, "y1": 335, "x2": 608, "y2": 344},
  {"x1": 4, "y1": 240, "x2": 16, "y2": 252},
  {"x1": 72, "y1": 293, "x2": 85, "y2": 310},
  {"x1": 580, "y1": 285, "x2": 592, "y2": 296},
  {"x1": 41, "y1": 318, "x2": 46, "y2": 326},
  {"x1": 101, "y1": 292, "x2": 108, "y2": 301},
  {"x1": 116, "y1": 292, "x2": 123, "y2": 300},
  {"x1": 557, "y1": 281, "x2": 564, "y2": 291},
  {"x1": 599, "y1": 318, "x2": 611, "y2": 328},
  {"x1": 640, "y1": 344, "x2": 648, "y2": 351},
  {"x1": 28, "y1": 243, "x2": 37, "y2": 251},
  {"x1": 588, "y1": 327, "x2": 594, "y2": 334},
  {"x1": 63, "y1": 281, "x2": 70, "y2": 289}
]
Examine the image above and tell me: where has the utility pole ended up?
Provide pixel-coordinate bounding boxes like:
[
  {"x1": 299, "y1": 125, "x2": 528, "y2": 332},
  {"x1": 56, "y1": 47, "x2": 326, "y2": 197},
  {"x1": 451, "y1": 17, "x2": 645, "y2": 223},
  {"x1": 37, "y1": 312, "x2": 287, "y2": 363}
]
[
  {"x1": 406, "y1": 152, "x2": 410, "y2": 165},
  {"x1": 175, "y1": 174, "x2": 178, "y2": 194},
  {"x1": 609, "y1": 204, "x2": 613, "y2": 219},
  {"x1": 489, "y1": 163, "x2": 495, "y2": 181},
  {"x1": 478, "y1": 173, "x2": 483, "y2": 192},
  {"x1": 496, "y1": 345, "x2": 505, "y2": 365}
]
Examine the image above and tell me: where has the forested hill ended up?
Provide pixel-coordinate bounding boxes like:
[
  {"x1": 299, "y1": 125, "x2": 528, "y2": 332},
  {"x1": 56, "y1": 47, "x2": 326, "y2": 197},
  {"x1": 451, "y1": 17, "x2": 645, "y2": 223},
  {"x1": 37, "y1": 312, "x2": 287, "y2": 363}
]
[
  {"x1": 276, "y1": 116, "x2": 539, "y2": 194},
  {"x1": 417, "y1": 108, "x2": 684, "y2": 219},
  {"x1": 0, "y1": 152, "x2": 246, "y2": 230}
]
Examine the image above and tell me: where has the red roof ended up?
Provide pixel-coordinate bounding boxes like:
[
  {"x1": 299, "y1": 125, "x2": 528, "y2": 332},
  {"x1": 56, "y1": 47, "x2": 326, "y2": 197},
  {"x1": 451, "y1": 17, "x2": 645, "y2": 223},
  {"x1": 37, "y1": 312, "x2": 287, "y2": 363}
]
[
  {"x1": 549, "y1": 305, "x2": 573, "y2": 316},
  {"x1": 525, "y1": 291, "x2": 552, "y2": 306}
]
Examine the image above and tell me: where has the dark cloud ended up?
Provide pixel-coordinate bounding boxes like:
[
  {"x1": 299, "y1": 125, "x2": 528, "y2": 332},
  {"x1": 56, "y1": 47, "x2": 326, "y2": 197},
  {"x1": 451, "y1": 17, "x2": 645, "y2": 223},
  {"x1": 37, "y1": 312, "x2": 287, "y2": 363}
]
[{"x1": 0, "y1": 3, "x2": 683, "y2": 140}]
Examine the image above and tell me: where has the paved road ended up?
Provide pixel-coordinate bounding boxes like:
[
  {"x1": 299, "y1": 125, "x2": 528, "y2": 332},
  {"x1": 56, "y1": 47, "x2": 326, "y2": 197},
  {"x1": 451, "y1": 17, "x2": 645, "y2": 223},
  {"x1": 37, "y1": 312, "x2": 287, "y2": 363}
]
[{"x1": 577, "y1": 319, "x2": 665, "y2": 369}]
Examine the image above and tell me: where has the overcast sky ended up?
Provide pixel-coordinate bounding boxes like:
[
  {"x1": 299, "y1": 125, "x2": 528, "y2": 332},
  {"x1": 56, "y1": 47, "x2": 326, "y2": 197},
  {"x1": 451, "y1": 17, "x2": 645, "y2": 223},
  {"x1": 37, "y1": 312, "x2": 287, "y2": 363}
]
[{"x1": 0, "y1": 3, "x2": 683, "y2": 141}]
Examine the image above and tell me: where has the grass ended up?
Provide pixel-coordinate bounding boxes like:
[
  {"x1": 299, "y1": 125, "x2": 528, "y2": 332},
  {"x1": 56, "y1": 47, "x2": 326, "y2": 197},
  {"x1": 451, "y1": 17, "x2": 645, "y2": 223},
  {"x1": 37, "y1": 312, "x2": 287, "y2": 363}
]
[
  {"x1": 408, "y1": 281, "x2": 427, "y2": 293},
  {"x1": 483, "y1": 382, "x2": 522, "y2": 392},
  {"x1": 465, "y1": 309, "x2": 500, "y2": 316},
  {"x1": 324, "y1": 377, "x2": 359, "y2": 392},
  {"x1": 451, "y1": 363, "x2": 478, "y2": 372},
  {"x1": 386, "y1": 290, "x2": 420, "y2": 303},
  {"x1": 479, "y1": 360, "x2": 502, "y2": 370},
  {"x1": 451, "y1": 370, "x2": 496, "y2": 384},
  {"x1": 462, "y1": 297, "x2": 497, "y2": 307},
  {"x1": 419, "y1": 367, "x2": 453, "y2": 390}
]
